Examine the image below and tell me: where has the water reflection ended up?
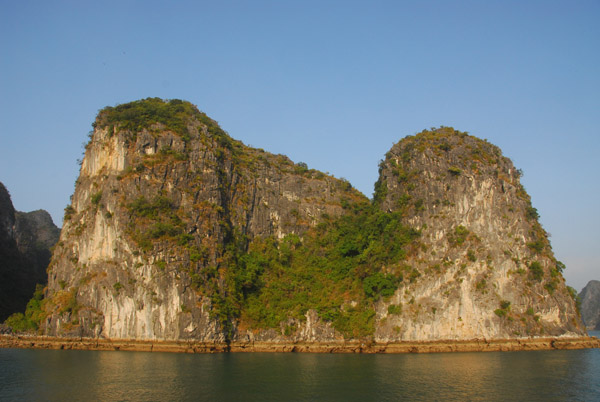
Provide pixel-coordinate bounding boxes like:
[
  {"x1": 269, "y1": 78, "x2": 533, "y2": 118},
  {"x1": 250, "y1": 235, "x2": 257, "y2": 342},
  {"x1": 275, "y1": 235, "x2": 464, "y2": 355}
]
[{"x1": 0, "y1": 345, "x2": 598, "y2": 401}]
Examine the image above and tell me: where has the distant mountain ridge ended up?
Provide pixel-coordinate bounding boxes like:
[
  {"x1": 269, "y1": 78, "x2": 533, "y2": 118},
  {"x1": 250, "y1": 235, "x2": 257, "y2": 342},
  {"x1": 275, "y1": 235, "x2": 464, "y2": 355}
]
[{"x1": 580, "y1": 280, "x2": 600, "y2": 330}]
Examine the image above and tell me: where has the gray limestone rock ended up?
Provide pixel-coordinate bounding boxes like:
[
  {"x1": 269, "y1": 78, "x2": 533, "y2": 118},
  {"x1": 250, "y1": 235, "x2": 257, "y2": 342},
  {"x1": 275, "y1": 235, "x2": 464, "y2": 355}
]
[
  {"x1": 40, "y1": 101, "x2": 585, "y2": 341},
  {"x1": 0, "y1": 182, "x2": 59, "y2": 321},
  {"x1": 372, "y1": 127, "x2": 584, "y2": 340},
  {"x1": 580, "y1": 280, "x2": 600, "y2": 330}
]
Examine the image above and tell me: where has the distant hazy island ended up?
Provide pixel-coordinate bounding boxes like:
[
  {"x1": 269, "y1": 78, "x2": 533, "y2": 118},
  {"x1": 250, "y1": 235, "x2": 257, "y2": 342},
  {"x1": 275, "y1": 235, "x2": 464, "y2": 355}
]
[
  {"x1": 1, "y1": 98, "x2": 597, "y2": 353},
  {"x1": 581, "y1": 280, "x2": 600, "y2": 330}
]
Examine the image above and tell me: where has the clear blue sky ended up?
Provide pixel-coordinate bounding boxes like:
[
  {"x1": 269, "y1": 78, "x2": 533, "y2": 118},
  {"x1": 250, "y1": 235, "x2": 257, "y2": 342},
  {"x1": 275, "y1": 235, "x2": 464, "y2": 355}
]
[{"x1": 1, "y1": 0, "x2": 598, "y2": 291}]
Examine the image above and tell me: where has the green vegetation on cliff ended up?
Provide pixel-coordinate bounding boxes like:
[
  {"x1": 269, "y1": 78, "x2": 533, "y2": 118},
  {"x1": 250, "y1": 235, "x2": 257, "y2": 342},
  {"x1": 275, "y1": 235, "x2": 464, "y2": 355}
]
[
  {"x1": 236, "y1": 201, "x2": 420, "y2": 338},
  {"x1": 161, "y1": 198, "x2": 420, "y2": 340},
  {"x1": 89, "y1": 98, "x2": 412, "y2": 340},
  {"x1": 12, "y1": 99, "x2": 581, "y2": 341},
  {"x1": 4, "y1": 285, "x2": 47, "y2": 331},
  {"x1": 94, "y1": 97, "x2": 229, "y2": 144}
]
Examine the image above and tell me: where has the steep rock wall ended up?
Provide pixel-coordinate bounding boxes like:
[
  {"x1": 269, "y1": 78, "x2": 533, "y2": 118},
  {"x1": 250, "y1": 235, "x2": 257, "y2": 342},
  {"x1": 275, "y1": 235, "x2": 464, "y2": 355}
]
[
  {"x1": 44, "y1": 99, "x2": 362, "y2": 340},
  {"x1": 580, "y1": 280, "x2": 600, "y2": 330},
  {"x1": 41, "y1": 101, "x2": 584, "y2": 342},
  {"x1": 0, "y1": 182, "x2": 22, "y2": 320},
  {"x1": 0, "y1": 183, "x2": 59, "y2": 321},
  {"x1": 372, "y1": 127, "x2": 584, "y2": 340}
]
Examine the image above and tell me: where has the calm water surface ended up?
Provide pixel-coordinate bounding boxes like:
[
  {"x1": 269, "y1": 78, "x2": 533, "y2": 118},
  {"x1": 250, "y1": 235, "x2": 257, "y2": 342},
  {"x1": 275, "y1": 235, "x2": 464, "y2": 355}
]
[{"x1": 1, "y1": 332, "x2": 599, "y2": 401}]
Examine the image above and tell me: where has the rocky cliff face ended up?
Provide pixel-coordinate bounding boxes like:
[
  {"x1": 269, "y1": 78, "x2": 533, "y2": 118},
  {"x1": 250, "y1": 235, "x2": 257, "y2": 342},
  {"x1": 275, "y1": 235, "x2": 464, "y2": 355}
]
[
  {"x1": 14, "y1": 210, "x2": 60, "y2": 287},
  {"x1": 0, "y1": 182, "x2": 21, "y2": 320},
  {"x1": 43, "y1": 98, "x2": 362, "y2": 340},
  {"x1": 40, "y1": 100, "x2": 584, "y2": 341},
  {"x1": 0, "y1": 183, "x2": 60, "y2": 321},
  {"x1": 580, "y1": 280, "x2": 600, "y2": 330},
  {"x1": 372, "y1": 127, "x2": 584, "y2": 339}
]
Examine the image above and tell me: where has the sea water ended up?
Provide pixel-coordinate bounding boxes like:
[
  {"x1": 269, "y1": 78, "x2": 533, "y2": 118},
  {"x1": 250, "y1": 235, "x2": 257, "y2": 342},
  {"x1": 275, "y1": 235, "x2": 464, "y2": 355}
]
[{"x1": 1, "y1": 332, "x2": 599, "y2": 401}]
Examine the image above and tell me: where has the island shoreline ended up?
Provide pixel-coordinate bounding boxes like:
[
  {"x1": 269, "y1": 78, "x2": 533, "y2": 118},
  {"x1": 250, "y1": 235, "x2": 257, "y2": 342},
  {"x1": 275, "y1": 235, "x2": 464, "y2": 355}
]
[{"x1": 1, "y1": 335, "x2": 598, "y2": 354}]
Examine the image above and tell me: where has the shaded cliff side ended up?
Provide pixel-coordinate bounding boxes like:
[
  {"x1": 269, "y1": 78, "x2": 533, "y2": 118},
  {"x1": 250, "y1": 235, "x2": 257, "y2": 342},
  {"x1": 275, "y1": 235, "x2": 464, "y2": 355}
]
[
  {"x1": 0, "y1": 182, "x2": 60, "y2": 321},
  {"x1": 35, "y1": 99, "x2": 584, "y2": 341},
  {"x1": 580, "y1": 280, "x2": 600, "y2": 330}
]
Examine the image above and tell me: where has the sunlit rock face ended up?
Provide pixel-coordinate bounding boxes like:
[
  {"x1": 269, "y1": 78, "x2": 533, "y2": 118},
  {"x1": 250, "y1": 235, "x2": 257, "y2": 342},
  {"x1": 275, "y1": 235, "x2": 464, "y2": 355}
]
[
  {"x1": 43, "y1": 99, "x2": 360, "y2": 340},
  {"x1": 372, "y1": 127, "x2": 584, "y2": 340},
  {"x1": 42, "y1": 100, "x2": 584, "y2": 342}
]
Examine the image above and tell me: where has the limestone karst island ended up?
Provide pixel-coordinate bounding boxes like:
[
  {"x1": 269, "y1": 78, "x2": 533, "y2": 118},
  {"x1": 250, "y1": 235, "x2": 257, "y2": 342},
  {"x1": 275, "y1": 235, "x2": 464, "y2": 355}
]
[{"x1": 1, "y1": 98, "x2": 598, "y2": 353}]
